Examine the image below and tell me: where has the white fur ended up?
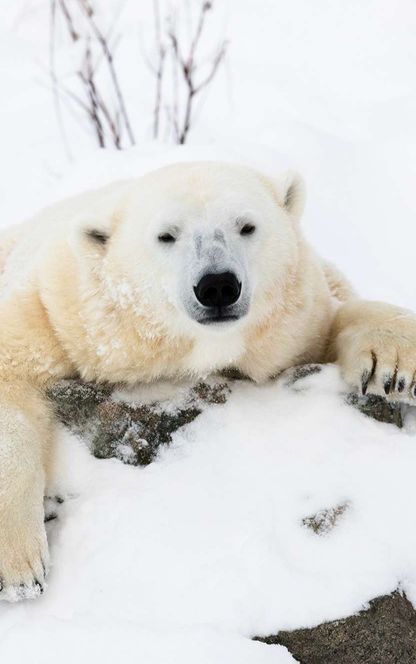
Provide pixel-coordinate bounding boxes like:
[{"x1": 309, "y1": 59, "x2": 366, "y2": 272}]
[{"x1": 0, "y1": 160, "x2": 415, "y2": 600}]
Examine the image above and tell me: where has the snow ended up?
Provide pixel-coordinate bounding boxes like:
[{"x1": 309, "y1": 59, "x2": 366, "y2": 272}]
[
  {"x1": 3, "y1": 368, "x2": 416, "y2": 663},
  {"x1": 0, "y1": 622, "x2": 291, "y2": 664},
  {"x1": 1, "y1": 0, "x2": 416, "y2": 661}
]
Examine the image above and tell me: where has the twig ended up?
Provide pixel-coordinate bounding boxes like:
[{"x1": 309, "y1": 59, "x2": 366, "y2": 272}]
[
  {"x1": 78, "y1": 1, "x2": 136, "y2": 146},
  {"x1": 79, "y1": 38, "x2": 105, "y2": 147},
  {"x1": 50, "y1": 0, "x2": 135, "y2": 150},
  {"x1": 58, "y1": 0, "x2": 79, "y2": 41},
  {"x1": 49, "y1": 0, "x2": 73, "y2": 159},
  {"x1": 152, "y1": 0, "x2": 166, "y2": 139},
  {"x1": 166, "y1": 1, "x2": 227, "y2": 144}
]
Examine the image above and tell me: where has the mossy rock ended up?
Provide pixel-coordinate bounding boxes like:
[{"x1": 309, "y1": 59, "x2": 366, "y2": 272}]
[
  {"x1": 48, "y1": 364, "x2": 406, "y2": 466},
  {"x1": 346, "y1": 392, "x2": 403, "y2": 428},
  {"x1": 255, "y1": 592, "x2": 416, "y2": 664},
  {"x1": 48, "y1": 377, "x2": 230, "y2": 465},
  {"x1": 302, "y1": 501, "x2": 350, "y2": 536}
]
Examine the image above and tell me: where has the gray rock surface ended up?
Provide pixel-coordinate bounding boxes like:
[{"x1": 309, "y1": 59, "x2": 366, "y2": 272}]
[
  {"x1": 48, "y1": 377, "x2": 230, "y2": 465},
  {"x1": 346, "y1": 392, "x2": 403, "y2": 428},
  {"x1": 302, "y1": 501, "x2": 350, "y2": 536},
  {"x1": 255, "y1": 592, "x2": 416, "y2": 664}
]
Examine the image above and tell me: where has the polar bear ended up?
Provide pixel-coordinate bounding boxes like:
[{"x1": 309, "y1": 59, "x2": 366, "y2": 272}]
[{"x1": 0, "y1": 160, "x2": 415, "y2": 601}]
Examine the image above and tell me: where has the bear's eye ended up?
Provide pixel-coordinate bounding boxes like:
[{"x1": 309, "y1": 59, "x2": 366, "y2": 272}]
[
  {"x1": 240, "y1": 223, "x2": 256, "y2": 236},
  {"x1": 158, "y1": 232, "x2": 176, "y2": 244}
]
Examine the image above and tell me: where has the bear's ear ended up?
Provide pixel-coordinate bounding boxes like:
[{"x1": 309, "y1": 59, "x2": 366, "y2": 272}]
[{"x1": 275, "y1": 171, "x2": 306, "y2": 223}]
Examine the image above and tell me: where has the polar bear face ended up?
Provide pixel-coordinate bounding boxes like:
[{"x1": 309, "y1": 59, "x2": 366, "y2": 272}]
[{"x1": 92, "y1": 162, "x2": 305, "y2": 342}]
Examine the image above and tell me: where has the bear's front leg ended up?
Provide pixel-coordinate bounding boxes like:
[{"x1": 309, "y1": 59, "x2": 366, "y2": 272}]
[
  {"x1": 0, "y1": 382, "x2": 53, "y2": 601},
  {"x1": 329, "y1": 299, "x2": 416, "y2": 400}
]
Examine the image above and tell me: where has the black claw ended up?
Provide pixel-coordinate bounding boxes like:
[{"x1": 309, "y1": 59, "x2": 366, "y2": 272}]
[
  {"x1": 413, "y1": 385, "x2": 416, "y2": 399},
  {"x1": 391, "y1": 365, "x2": 398, "y2": 392},
  {"x1": 41, "y1": 560, "x2": 49, "y2": 580},
  {"x1": 362, "y1": 352, "x2": 377, "y2": 396},
  {"x1": 384, "y1": 376, "x2": 393, "y2": 395},
  {"x1": 361, "y1": 370, "x2": 371, "y2": 396},
  {"x1": 34, "y1": 580, "x2": 44, "y2": 595},
  {"x1": 397, "y1": 378, "x2": 406, "y2": 393},
  {"x1": 0, "y1": 579, "x2": 3, "y2": 592}
]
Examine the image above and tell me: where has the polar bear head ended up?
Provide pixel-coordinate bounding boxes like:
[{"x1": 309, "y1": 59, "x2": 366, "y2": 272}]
[{"x1": 82, "y1": 161, "x2": 305, "y2": 359}]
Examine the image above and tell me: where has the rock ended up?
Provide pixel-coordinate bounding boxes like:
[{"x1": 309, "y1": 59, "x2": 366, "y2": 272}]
[
  {"x1": 281, "y1": 363, "x2": 323, "y2": 388},
  {"x1": 48, "y1": 364, "x2": 406, "y2": 466},
  {"x1": 346, "y1": 393, "x2": 403, "y2": 428},
  {"x1": 255, "y1": 592, "x2": 416, "y2": 664},
  {"x1": 48, "y1": 377, "x2": 230, "y2": 465},
  {"x1": 283, "y1": 363, "x2": 404, "y2": 427},
  {"x1": 302, "y1": 501, "x2": 350, "y2": 536}
]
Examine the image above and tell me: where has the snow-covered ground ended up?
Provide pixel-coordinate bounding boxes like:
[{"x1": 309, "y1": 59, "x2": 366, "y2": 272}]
[
  {"x1": 3, "y1": 369, "x2": 416, "y2": 664},
  {"x1": 1, "y1": 1, "x2": 416, "y2": 662}
]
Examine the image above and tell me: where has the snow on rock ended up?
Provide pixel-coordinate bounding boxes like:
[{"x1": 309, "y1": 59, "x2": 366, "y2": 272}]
[
  {"x1": 48, "y1": 365, "x2": 407, "y2": 469},
  {"x1": 1, "y1": 365, "x2": 416, "y2": 662},
  {"x1": 301, "y1": 501, "x2": 350, "y2": 536},
  {"x1": 257, "y1": 592, "x2": 416, "y2": 664},
  {"x1": 49, "y1": 376, "x2": 231, "y2": 466}
]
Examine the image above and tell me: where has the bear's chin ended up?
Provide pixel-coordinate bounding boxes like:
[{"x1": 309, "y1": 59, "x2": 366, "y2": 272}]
[{"x1": 198, "y1": 315, "x2": 240, "y2": 325}]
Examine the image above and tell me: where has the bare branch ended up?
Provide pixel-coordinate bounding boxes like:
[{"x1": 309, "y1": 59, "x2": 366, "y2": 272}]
[
  {"x1": 50, "y1": 0, "x2": 227, "y2": 152},
  {"x1": 188, "y1": 1, "x2": 211, "y2": 72},
  {"x1": 58, "y1": 0, "x2": 79, "y2": 41},
  {"x1": 79, "y1": 38, "x2": 105, "y2": 147},
  {"x1": 152, "y1": 0, "x2": 166, "y2": 138},
  {"x1": 50, "y1": 0, "x2": 135, "y2": 151},
  {"x1": 193, "y1": 40, "x2": 228, "y2": 94},
  {"x1": 78, "y1": 1, "x2": 136, "y2": 146},
  {"x1": 49, "y1": 0, "x2": 73, "y2": 159},
  {"x1": 80, "y1": 0, "x2": 94, "y2": 18},
  {"x1": 162, "y1": 0, "x2": 227, "y2": 144}
]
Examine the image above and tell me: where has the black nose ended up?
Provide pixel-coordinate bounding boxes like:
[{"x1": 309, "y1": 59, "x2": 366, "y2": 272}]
[{"x1": 194, "y1": 272, "x2": 241, "y2": 308}]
